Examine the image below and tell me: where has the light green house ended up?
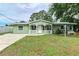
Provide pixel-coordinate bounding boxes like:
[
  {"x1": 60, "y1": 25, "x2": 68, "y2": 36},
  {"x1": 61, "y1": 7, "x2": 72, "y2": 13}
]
[
  {"x1": 10, "y1": 20, "x2": 77, "y2": 35},
  {"x1": 10, "y1": 20, "x2": 52, "y2": 34}
]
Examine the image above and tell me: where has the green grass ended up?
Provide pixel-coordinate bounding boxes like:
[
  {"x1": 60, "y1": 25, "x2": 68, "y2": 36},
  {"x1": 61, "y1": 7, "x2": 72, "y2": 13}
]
[{"x1": 0, "y1": 34, "x2": 79, "y2": 56}]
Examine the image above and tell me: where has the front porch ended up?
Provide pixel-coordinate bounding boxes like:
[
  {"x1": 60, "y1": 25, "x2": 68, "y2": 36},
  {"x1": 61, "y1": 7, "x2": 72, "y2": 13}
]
[{"x1": 29, "y1": 25, "x2": 52, "y2": 34}]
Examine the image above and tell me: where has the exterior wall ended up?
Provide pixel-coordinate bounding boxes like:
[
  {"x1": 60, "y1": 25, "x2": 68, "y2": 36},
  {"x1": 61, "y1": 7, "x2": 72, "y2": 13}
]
[
  {"x1": 29, "y1": 30, "x2": 52, "y2": 34},
  {"x1": 12, "y1": 25, "x2": 29, "y2": 34}
]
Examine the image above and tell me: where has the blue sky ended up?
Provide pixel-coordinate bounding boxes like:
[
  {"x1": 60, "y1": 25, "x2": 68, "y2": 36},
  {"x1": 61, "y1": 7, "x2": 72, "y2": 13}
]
[{"x1": 0, "y1": 3, "x2": 50, "y2": 26}]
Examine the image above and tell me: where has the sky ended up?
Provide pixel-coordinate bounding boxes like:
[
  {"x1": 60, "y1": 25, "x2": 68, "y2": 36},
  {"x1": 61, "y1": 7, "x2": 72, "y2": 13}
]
[{"x1": 0, "y1": 3, "x2": 51, "y2": 26}]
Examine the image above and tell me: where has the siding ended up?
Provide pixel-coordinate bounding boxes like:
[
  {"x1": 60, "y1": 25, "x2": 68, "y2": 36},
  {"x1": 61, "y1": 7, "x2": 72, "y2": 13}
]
[{"x1": 12, "y1": 25, "x2": 29, "y2": 34}]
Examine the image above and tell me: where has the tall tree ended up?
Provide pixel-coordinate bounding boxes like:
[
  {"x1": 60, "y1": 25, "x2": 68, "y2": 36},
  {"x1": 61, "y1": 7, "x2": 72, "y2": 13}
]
[{"x1": 30, "y1": 10, "x2": 52, "y2": 22}]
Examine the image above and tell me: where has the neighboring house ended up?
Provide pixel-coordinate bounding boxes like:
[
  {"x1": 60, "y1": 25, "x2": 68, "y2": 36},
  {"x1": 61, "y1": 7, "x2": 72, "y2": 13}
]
[{"x1": 10, "y1": 19, "x2": 77, "y2": 34}]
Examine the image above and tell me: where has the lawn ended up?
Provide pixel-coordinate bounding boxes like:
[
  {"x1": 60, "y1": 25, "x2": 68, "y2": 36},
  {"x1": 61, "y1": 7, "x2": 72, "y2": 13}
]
[{"x1": 0, "y1": 34, "x2": 79, "y2": 56}]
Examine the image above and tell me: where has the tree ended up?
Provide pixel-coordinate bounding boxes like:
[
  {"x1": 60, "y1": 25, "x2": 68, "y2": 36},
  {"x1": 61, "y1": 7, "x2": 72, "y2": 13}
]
[
  {"x1": 48, "y1": 3, "x2": 79, "y2": 31},
  {"x1": 48, "y1": 3, "x2": 79, "y2": 22},
  {"x1": 30, "y1": 13, "x2": 39, "y2": 21},
  {"x1": 30, "y1": 10, "x2": 52, "y2": 22}
]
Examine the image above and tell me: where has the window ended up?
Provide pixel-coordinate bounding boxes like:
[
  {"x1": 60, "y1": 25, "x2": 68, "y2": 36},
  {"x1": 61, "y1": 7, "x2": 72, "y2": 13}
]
[
  {"x1": 61, "y1": 26, "x2": 64, "y2": 29},
  {"x1": 18, "y1": 26, "x2": 23, "y2": 30},
  {"x1": 31, "y1": 25, "x2": 36, "y2": 30},
  {"x1": 46, "y1": 25, "x2": 51, "y2": 30},
  {"x1": 70, "y1": 26, "x2": 72, "y2": 30}
]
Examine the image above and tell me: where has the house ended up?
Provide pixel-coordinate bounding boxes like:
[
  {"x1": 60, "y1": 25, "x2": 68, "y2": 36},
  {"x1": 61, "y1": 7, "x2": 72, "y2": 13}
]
[
  {"x1": 10, "y1": 19, "x2": 52, "y2": 34},
  {"x1": 10, "y1": 19, "x2": 77, "y2": 35}
]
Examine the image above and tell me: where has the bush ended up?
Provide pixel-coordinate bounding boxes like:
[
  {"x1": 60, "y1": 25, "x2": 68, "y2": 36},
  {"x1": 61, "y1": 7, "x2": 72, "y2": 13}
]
[{"x1": 55, "y1": 28, "x2": 62, "y2": 34}]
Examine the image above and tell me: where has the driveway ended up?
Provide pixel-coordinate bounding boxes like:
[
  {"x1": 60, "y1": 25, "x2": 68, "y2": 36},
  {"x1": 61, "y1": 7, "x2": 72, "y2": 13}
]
[{"x1": 0, "y1": 33, "x2": 27, "y2": 52}]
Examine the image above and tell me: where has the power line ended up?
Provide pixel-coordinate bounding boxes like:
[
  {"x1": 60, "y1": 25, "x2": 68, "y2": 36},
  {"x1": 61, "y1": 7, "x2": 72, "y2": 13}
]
[{"x1": 0, "y1": 13, "x2": 17, "y2": 22}]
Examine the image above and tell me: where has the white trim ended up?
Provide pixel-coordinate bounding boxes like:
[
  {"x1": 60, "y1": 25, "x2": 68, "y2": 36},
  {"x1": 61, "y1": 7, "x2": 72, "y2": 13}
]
[{"x1": 53, "y1": 22, "x2": 77, "y2": 25}]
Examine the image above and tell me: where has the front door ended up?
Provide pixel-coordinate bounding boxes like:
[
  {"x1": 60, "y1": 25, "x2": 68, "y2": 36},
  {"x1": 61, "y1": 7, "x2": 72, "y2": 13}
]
[{"x1": 37, "y1": 25, "x2": 42, "y2": 33}]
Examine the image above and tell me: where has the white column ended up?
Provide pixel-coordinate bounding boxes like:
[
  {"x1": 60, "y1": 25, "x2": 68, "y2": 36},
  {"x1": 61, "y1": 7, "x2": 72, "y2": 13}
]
[
  {"x1": 36, "y1": 24, "x2": 38, "y2": 34},
  {"x1": 44, "y1": 24, "x2": 46, "y2": 34},
  {"x1": 72, "y1": 26, "x2": 73, "y2": 31},
  {"x1": 29, "y1": 24, "x2": 31, "y2": 34}
]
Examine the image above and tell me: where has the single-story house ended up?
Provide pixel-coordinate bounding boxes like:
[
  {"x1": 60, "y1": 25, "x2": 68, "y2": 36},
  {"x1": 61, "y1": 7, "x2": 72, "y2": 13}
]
[
  {"x1": 10, "y1": 20, "x2": 52, "y2": 34},
  {"x1": 10, "y1": 19, "x2": 77, "y2": 35}
]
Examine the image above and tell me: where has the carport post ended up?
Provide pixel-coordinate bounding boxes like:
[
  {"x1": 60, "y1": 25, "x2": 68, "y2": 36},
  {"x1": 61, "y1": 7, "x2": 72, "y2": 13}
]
[
  {"x1": 50, "y1": 24, "x2": 52, "y2": 34},
  {"x1": 64, "y1": 25, "x2": 67, "y2": 37}
]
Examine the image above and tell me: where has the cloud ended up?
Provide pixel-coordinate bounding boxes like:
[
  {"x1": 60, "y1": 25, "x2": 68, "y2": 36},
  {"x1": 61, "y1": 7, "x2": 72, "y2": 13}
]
[
  {"x1": 16, "y1": 3, "x2": 50, "y2": 13},
  {"x1": 16, "y1": 3, "x2": 40, "y2": 9},
  {"x1": 16, "y1": 3, "x2": 50, "y2": 21},
  {"x1": 0, "y1": 3, "x2": 50, "y2": 25}
]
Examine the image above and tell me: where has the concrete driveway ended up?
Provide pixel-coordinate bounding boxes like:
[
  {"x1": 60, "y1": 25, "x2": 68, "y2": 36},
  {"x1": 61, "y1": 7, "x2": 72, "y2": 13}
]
[{"x1": 0, "y1": 33, "x2": 27, "y2": 52}]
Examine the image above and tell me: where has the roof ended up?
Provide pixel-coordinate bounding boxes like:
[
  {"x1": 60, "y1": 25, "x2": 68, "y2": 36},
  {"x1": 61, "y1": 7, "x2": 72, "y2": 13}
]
[
  {"x1": 53, "y1": 22, "x2": 77, "y2": 25},
  {"x1": 9, "y1": 20, "x2": 77, "y2": 26},
  {"x1": 10, "y1": 22, "x2": 29, "y2": 26},
  {"x1": 10, "y1": 20, "x2": 52, "y2": 26},
  {"x1": 29, "y1": 19, "x2": 52, "y2": 24}
]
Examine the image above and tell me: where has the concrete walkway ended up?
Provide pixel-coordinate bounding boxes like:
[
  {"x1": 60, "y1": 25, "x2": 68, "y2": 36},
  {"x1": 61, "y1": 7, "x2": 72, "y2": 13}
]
[{"x1": 0, "y1": 34, "x2": 27, "y2": 52}]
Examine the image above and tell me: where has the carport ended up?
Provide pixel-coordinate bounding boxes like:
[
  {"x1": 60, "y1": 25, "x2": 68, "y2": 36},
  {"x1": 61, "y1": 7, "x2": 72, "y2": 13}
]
[{"x1": 53, "y1": 22, "x2": 77, "y2": 37}]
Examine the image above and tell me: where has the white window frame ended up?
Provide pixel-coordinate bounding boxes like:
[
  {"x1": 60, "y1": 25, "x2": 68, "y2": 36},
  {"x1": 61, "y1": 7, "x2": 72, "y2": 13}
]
[{"x1": 18, "y1": 26, "x2": 23, "y2": 30}]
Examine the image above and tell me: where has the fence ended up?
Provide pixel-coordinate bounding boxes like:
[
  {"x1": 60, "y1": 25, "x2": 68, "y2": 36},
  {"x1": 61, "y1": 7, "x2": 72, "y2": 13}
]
[{"x1": 0, "y1": 26, "x2": 13, "y2": 33}]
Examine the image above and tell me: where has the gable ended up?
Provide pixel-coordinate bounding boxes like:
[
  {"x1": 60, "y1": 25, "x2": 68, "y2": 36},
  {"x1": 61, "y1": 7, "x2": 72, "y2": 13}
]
[{"x1": 29, "y1": 20, "x2": 52, "y2": 25}]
